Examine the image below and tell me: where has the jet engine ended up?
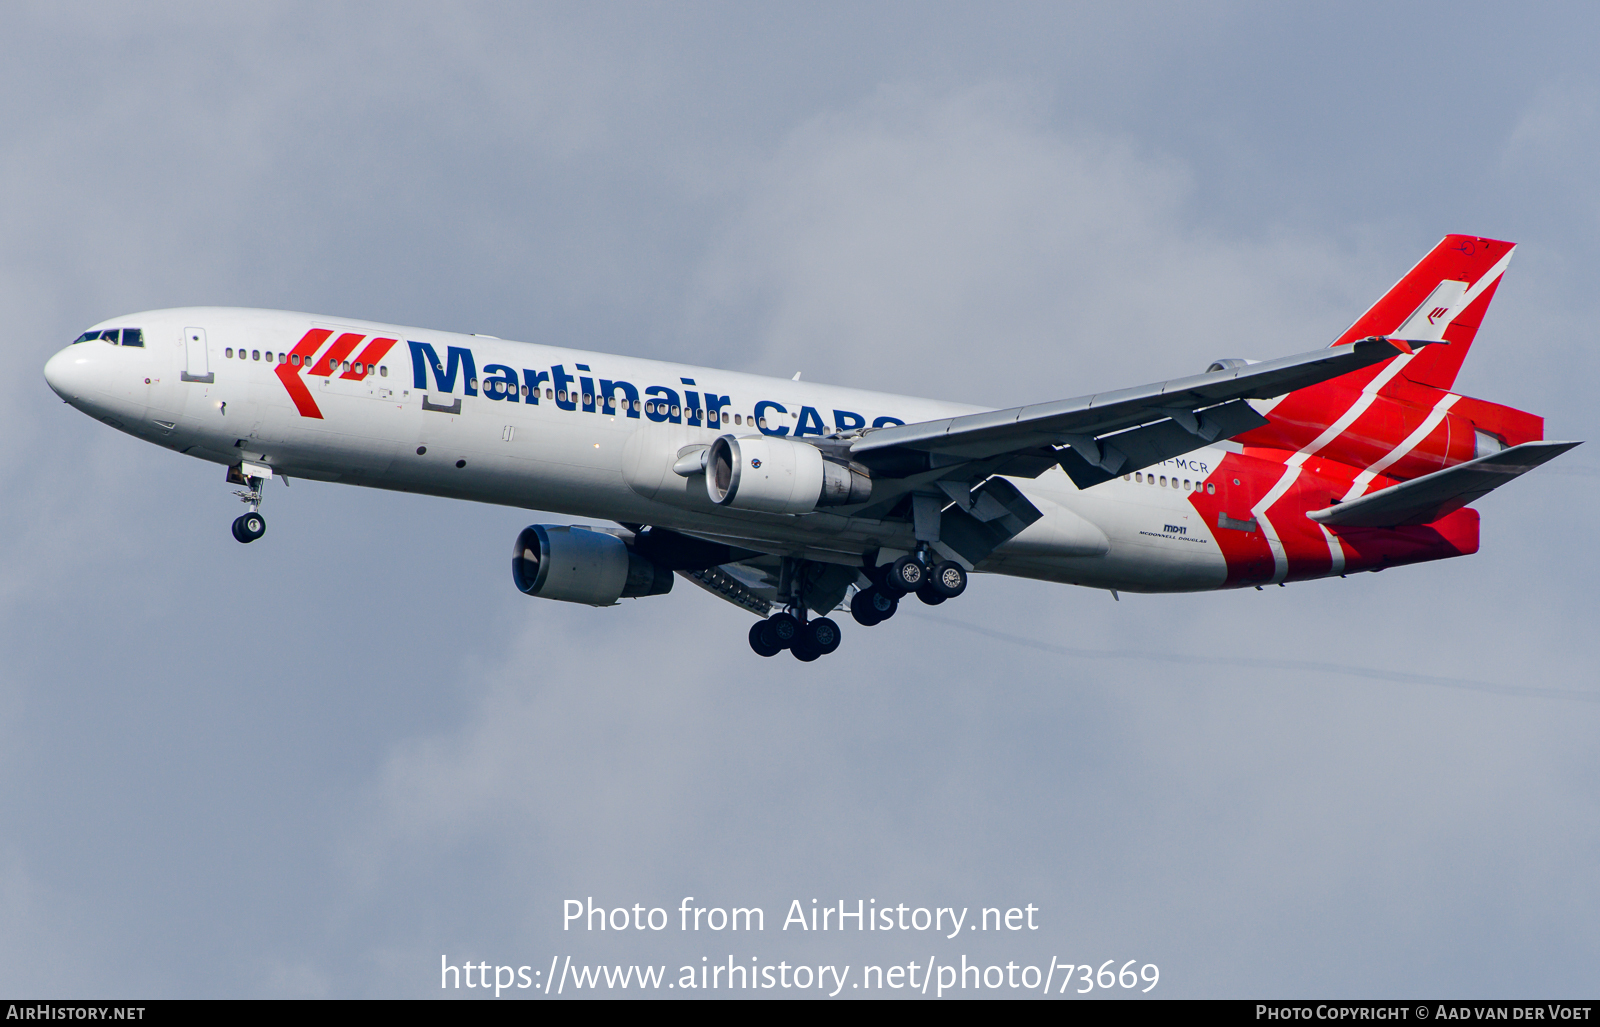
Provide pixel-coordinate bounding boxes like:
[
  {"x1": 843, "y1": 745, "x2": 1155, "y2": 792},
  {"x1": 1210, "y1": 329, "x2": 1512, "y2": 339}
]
[
  {"x1": 511, "y1": 524, "x2": 673, "y2": 606},
  {"x1": 705, "y1": 435, "x2": 871, "y2": 514}
]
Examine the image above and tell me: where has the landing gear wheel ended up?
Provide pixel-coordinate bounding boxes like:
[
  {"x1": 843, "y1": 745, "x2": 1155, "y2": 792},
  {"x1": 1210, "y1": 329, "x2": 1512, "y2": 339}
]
[
  {"x1": 805, "y1": 617, "x2": 842, "y2": 655},
  {"x1": 765, "y1": 611, "x2": 801, "y2": 649},
  {"x1": 887, "y1": 556, "x2": 925, "y2": 595},
  {"x1": 851, "y1": 587, "x2": 897, "y2": 626},
  {"x1": 231, "y1": 512, "x2": 266, "y2": 543},
  {"x1": 790, "y1": 639, "x2": 822, "y2": 662},
  {"x1": 916, "y1": 584, "x2": 946, "y2": 605},
  {"x1": 930, "y1": 561, "x2": 967, "y2": 598},
  {"x1": 748, "y1": 620, "x2": 781, "y2": 657}
]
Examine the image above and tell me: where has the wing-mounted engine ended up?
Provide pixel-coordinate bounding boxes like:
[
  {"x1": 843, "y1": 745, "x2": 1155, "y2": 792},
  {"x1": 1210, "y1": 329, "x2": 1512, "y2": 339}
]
[
  {"x1": 511, "y1": 524, "x2": 674, "y2": 607},
  {"x1": 704, "y1": 435, "x2": 871, "y2": 513}
]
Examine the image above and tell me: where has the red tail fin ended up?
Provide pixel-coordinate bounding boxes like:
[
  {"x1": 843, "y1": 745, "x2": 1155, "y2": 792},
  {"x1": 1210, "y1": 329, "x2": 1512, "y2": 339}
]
[
  {"x1": 1330, "y1": 234, "x2": 1515, "y2": 391},
  {"x1": 1235, "y1": 235, "x2": 1541, "y2": 480}
]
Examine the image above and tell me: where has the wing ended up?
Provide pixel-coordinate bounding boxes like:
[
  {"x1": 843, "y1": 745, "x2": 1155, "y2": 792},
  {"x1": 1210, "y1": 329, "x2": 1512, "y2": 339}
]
[
  {"x1": 849, "y1": 335, "x2": 1413, "y2": 490},
  {"x1": 654, "y1": 337, "x2": 1417, "y2": 581},
  {"x1": 1307, "y1": 440, "x2": 1580, "y2": 528}
]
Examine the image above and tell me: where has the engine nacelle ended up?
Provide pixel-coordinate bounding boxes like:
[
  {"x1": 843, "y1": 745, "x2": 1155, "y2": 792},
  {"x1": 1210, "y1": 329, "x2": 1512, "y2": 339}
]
[
  {"x1": 705, "y1": 435, "x2": 871, "y2": 514},
  {"x1": 511, "y1": 524, "x2": 673, "y2": 606}
]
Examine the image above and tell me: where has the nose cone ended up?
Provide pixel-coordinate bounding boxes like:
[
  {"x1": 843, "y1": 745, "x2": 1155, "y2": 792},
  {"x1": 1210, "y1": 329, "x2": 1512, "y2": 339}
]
[{"x1": 43, "y1": 345, "x2": 91, "y2": 403}]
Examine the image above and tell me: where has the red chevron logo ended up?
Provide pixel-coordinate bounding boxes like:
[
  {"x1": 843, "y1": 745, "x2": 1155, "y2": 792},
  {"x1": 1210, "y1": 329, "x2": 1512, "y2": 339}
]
[{"x1": 274, "y1": 328, "x2": 399, "y2": 418}]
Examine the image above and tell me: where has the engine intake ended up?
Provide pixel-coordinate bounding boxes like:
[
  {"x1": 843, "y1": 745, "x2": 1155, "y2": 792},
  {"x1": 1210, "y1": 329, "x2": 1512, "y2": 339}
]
[
  {"x1": 511, "y1": 524, "x2": 673, "y2": 606},
  {"x1": 705, "y1": 435, "x2": 871, "y2": 514}
]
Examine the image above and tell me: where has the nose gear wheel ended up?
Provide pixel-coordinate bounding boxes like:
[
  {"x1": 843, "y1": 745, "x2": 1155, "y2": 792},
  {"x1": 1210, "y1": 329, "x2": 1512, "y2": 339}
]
[{"x1": 231, "y1": 513, "x2": 266, "y2": 543}]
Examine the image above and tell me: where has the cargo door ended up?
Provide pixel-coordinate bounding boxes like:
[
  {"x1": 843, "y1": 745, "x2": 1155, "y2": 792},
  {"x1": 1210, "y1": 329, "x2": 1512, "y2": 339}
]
[{"x1": 181, "y1": 327, "x2": 213, "y2": 383}]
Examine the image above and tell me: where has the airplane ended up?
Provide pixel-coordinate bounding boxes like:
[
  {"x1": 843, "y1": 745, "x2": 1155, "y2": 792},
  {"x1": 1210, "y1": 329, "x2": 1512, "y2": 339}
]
[{"x1": 43, "y1": 234, "x2": 1578, "y2": 661}]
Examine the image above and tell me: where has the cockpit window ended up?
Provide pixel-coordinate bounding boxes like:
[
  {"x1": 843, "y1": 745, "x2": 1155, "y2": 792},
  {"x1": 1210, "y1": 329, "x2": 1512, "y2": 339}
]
[{"x1": 72, "y1": 328, "x2": 144, "y2": 346}]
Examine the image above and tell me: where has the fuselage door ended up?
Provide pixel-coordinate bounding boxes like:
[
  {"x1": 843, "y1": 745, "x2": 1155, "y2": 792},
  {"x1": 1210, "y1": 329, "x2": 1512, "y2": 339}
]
[{"x1": 181, "y1": 327, "x2": 214, "y2": 383}]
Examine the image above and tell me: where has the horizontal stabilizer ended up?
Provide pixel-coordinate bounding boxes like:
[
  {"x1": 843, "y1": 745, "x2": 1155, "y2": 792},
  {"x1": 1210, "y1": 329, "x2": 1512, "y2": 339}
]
[{"x1": 1307, "y1": 441, "x2": 1581, "y2": 528}]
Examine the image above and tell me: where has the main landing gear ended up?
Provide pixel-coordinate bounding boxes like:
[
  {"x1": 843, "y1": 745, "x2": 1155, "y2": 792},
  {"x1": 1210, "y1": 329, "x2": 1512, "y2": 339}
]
[
  {"x1": 226, "y1": 463, "x2": 270, "y2": 544},
  {"x1": 747, "y1": 551, "x2": 972, "y2": 661},
  {"x1": 748, "y1": 611, "x2": 842, "y2": 662},
  {"x1": 850, "y1": 549, "x2": 967, "y2": 624},
  {"x1": 746, "y1": 556, "x2": 847, "y2": 662}
]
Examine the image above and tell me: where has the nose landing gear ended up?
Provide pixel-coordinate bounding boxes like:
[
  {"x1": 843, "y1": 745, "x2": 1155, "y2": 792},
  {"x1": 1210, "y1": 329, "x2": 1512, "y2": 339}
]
[
  {"x1": 226, "y1": 462, "x2": 273, "y2": 544},
  {"x1": 231, "y1": 511, "x2": 266, "y2": 543}
]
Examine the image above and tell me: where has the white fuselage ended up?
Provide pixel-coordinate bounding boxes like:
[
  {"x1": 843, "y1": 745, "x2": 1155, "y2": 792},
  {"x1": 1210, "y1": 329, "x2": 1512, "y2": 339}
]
[{"x1": 44, "y1": 307, "x2": 1234, "y2": 593}]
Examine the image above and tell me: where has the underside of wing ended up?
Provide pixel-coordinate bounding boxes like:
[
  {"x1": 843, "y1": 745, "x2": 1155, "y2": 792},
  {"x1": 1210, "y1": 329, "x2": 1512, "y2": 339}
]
[
  {"x1": 676, "y1": 563, "x2": 774, "y2": 617},
  {"x1": 677, "y1": 556, "x2": 858, "y2": 617}
]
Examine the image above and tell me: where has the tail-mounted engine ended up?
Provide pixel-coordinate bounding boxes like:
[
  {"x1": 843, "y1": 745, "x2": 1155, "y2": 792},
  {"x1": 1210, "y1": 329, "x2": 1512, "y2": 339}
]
[
  {"x1": 705, "y1": 435, "x2": 871, "y2": 514},
  {"x1": 511, "y1": 524, "x2": 674, "y2": 607}
]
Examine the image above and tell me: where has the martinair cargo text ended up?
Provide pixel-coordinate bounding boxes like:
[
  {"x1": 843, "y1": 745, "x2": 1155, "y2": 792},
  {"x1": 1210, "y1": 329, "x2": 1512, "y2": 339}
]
[{"x1": 44, "y1": 235, "x2": 1578, "y2": 660}]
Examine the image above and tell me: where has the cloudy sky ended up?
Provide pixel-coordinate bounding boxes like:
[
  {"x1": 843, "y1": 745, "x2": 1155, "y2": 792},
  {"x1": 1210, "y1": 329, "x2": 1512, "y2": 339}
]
[{"x1": 3, "y1": 1, "x2": 1597, "y2": 999}]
